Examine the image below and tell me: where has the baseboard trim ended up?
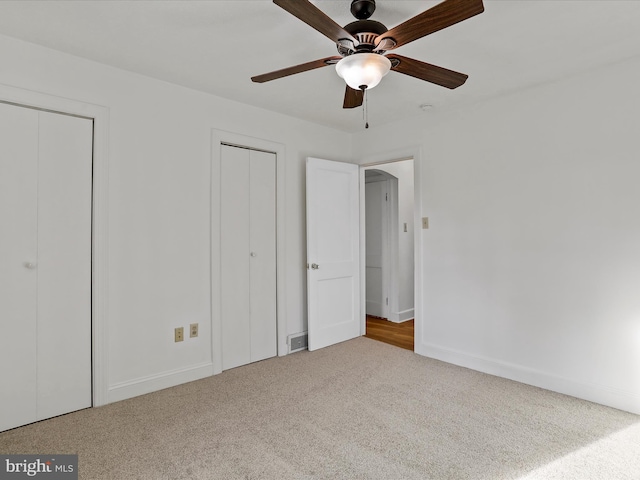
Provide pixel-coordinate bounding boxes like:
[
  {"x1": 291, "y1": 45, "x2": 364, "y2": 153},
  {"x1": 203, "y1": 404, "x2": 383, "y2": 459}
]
[
  {"x1": 386, "y1": 309, "x2": 415, "y2": 323},
  {"x1": 418, "y1": 342, "x2": 640, "y2": 415},
  {"x1": 107, "y1": 362, "x2": 215, "y2": 404}
]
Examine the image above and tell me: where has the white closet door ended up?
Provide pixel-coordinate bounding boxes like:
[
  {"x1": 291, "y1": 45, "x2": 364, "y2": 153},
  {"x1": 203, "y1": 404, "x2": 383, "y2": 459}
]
[
  {"x1": 249, "y1": 150, "x2": 277, "y2": 363},
  {"x1": 0, "y1": 103, "x2": 39, "y2": 432},
  {"x1": 0, "y1": 104, "x2": 92, "y2": 432},
  {"x1": 220, "y1": 145, "x2": 277, "y2": 370},
  {"x1": 220, "y1": 145, "x2": 252, "y2": 370},
  {"x1": 37, "y1": 112, "x2": 93, "y2": 420}
]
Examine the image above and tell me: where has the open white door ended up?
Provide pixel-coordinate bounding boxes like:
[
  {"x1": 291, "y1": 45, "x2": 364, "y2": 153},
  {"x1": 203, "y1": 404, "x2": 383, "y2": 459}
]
[{"x1": 306, "y1": 157, "x2": 360, "y2": 351}]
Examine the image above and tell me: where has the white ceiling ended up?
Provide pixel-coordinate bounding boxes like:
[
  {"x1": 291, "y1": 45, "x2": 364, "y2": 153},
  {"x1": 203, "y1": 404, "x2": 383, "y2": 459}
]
[{"x1": 0, "y1": 1, "x2": 639, "y2": 133}]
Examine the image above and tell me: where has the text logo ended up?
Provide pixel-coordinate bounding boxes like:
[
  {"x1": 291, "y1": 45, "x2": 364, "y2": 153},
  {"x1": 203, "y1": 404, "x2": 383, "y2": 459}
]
[{"x1": 0, "y1": 455, "x2": 77, "y2": 480}]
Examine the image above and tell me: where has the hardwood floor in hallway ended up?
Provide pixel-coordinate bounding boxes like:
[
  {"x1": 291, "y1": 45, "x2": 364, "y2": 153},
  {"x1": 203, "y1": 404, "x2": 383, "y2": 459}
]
[{"x1": 365, "y1": 316, "x2": 414, "y2": 351}]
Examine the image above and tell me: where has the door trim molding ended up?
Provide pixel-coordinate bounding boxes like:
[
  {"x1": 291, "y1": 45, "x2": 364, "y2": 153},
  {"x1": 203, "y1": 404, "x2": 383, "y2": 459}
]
[
  {"x1": 358, "y1": 147, "x2": 422, "y2": 352},
  {"x1": 0, "y1": 82, "x2": 110, "y2": 406},
  {"x1": 211, "y1": 129, "x2": 287, "y2": 374}
]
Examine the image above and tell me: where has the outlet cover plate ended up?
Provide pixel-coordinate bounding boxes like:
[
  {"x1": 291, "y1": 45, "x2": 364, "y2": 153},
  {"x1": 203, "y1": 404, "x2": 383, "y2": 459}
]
[{"x1": 175, "y1": 327, "x2": 184, "y2": 342}]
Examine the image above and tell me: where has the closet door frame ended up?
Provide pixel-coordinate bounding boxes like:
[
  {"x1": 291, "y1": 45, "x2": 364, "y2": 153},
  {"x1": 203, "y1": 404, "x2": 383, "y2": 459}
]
[
  {"x1": 211, "y1": 130, "x2": 286, "y2": 375},
  {"x1": 0, "y1": 84, "x2": 109, "y2": 407}
]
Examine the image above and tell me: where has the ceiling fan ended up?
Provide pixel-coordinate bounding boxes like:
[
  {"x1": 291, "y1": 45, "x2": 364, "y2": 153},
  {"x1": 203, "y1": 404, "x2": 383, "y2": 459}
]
[{"x1": 252, "y1": 0, "x2": 485, "y2": 109}]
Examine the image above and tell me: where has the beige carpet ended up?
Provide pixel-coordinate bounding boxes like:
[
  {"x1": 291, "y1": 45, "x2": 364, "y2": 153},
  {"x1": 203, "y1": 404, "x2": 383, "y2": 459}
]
[{"x1": 1, "y1": 337, "x2": 639, "y2": 480}]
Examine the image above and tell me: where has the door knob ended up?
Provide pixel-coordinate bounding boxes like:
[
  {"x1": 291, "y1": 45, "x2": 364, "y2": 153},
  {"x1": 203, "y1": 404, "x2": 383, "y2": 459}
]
[
  {"x1": 24, "y1": 262, "x2": 37, "y2": 269},
  {"x1": 311, "y1": 263, "x2": 319, "y2": 270},
  {"x1": 250, "y1": 252, "x2": 257, "y2": 257}
]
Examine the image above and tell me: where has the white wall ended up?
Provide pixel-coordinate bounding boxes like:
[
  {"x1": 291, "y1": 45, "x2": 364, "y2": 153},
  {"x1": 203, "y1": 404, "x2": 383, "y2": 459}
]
[
  {"x1": 0, "y1": 34, "x2": 353, "y2": 403},
  {"x1": 3, "y1": 31, "x2": 640, "y2": 416},
  {"x1": 364, "y1": 161, "x2": 415, "y2": 321},
  {"x1": 354, "y1": 56, "x2": 640, "y2": 415}
]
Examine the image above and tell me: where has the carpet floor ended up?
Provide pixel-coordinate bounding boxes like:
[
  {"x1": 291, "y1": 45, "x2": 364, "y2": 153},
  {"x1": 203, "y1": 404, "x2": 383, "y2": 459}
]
[{"x1": 1, "y1": 337, "x2": 639, "y2": 479}]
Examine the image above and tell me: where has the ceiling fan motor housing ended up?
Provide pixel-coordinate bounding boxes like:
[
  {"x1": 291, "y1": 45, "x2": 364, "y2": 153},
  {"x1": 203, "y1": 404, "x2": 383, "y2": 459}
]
[{"x1": 338, "y1": 19, "x2": 389, "y2": 55}]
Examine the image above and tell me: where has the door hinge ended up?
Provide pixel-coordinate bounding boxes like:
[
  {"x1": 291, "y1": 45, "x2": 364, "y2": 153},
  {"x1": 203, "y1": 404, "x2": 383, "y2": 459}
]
[
  {"x1": 385, "y1": 193, "x2": 388, "y2": 201},
  {"x1": 386, "y1": 297, "x2": 389, "y2": 305}
]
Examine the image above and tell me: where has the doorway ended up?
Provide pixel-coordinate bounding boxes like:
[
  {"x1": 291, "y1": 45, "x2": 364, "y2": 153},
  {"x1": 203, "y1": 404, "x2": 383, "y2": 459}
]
[
  {"x1": 361, "y1": 157, "x2": 416, "y2": 350},
  {"x1": 364, "y1": 169, "x2": 397, "y2": 320},
  {"x1": 305, "y1": 152, "x2": 422, "y2": 353}
]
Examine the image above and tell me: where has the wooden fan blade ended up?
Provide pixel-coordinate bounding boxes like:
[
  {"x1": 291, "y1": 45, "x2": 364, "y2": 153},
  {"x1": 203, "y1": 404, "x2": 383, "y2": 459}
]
[
  {"x1": 252, "y1": 56, "x2": 341, "y2": 83},
  {"x1": 389, "y1": 54, "x2": 468, "y2": 89},
  {"x1": 274, "y1": 0, "x2": 357, "y2": 44},
  {"x1": 376, "y1": 0, "x2": 484, "y2": 50},
  {"x1": 343, "y1": 86, "x2": 364, "y2": 109}
]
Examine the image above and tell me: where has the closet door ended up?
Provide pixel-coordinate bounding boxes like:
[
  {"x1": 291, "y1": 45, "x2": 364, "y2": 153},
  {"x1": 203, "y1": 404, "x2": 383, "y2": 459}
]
[
  {"x1": 220, "y1": 145, "x2": 276, "y2": 371},
  {"x1": 37, "y1": 112, "x2": 93, "y2": 419},
  {"x1": 220, "y1": 145, "x2": 252, "y2": 370},
  {"x1": 0, "y1": 103, "x2": 39, "y2": 431},
  {"x1": 0, "y1": 104, "x2": 92, "y2": 432},
  {"x1": 249, "y1": 150, "x2": 277, "y2": 363}
]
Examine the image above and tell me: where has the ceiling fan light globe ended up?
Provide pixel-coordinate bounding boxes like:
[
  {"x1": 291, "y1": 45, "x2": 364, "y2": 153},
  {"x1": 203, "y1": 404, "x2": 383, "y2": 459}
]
[{"x1": 336, "y1": 53, "x2": 391, "y2": 91}]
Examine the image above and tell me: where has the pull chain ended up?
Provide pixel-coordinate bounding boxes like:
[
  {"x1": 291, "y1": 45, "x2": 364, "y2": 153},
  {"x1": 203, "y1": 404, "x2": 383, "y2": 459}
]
[
  {"x1": 360, "y1": 86, "x2": 369, "y2": 129},
  {"x1": 365, "y1": 88, "x2": 369, "y2": 129}
]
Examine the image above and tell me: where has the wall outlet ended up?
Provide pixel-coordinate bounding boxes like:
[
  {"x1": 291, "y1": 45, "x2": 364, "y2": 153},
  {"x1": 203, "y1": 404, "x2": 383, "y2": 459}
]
[
  {"x1": 190, "y1": 323, "x2": 198, "y2": 338},
  {"x1": 175, "y1": 327, "x2": 184, "y2": 342}
]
